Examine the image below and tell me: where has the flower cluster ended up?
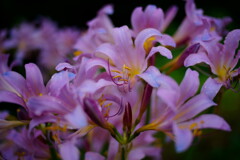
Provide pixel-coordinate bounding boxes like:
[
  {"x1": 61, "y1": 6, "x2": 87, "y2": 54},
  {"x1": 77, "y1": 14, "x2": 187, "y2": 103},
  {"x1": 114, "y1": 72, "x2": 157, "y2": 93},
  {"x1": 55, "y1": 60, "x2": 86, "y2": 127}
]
[{"x1": 0, "y1": 0, "x2": 239, "y2": 159}]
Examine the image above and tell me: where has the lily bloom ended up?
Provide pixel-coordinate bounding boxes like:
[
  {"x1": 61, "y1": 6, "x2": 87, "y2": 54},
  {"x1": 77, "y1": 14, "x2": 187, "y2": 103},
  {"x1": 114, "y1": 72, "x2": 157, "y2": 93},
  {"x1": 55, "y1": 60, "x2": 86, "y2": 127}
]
[
  {"x1": 138, "y1": 69, "x2": 230, "y2": 152},
  {"x1": 173, "y1": 0, "x2": 231, "y2": 45},
  {"x1": 87, "y1": 26, "x2": 175, "y2": 92},
  {"x1": 74, "y1": 5, "x2": 114, "y2": 54},
  {"x1": 185, "y1": 29, "x2": 240, "y2": 89},
  {"x1": 131, "y1": 5, "x2": 178, "y2": 36}
]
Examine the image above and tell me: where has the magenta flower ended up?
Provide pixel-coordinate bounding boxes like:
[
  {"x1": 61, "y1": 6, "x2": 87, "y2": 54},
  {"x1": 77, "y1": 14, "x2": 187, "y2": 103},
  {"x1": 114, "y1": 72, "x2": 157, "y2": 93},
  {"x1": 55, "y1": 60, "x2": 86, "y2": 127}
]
[
  {"x1": 87, "y1": 26, "x2": 175, "y2": 92},
  {"x1": 142, "y1": 69, "x2": 230, "y2": 152},
  {"x1": 185, "y1": 29, "x2": 240, "y2": 88},
  {"x1": 74, "y1": 5, "x2": 114, "y2": 54},
  {"x1": 131, "y1": 5, "x2": 178, "y2": 36},
  {"x1": 173, "y1": 0, "x2": 231, "y2": 45}
]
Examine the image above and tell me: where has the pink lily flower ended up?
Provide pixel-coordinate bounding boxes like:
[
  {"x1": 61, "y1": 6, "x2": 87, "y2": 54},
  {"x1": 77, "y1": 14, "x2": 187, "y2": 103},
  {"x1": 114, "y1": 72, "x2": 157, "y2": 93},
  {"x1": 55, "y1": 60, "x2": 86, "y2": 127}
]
[
  {"x1": 87, "y1": 26, "x2": 175, "y2": 92},
  {"x1": 145, "y1": 69, "x2": 230, "y2": 152},
  {"x1": 185, "y1": 29, "x2": 240, "y2": 89},
  {"x1": 131, "y1": 5, "x2": 178, "y2": 36}
]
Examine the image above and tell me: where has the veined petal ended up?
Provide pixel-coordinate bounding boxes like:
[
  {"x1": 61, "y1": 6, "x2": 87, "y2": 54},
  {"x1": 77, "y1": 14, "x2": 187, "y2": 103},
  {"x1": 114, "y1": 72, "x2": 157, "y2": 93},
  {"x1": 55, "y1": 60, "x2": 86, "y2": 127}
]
[
  {"x1": 25, "y1": 63, "x2": 45, "y2": 95},
  {"x1": 201, "y1": 77, "x2": 222, "y2": 100},
  {"x1": 173, "y1": 123, "x2": 193, "y2": 152},
  {"x1": 85, "y1": 152, "x2": 105, "y2": 160},
  {"x1": 0, "y1": 90, "x2": 25, "y2": 106},
  {"x1": 157, "y1": 88, "x2": 179, "y2": 112},
  {"x1": 224, "y1": 29, "x2": 240, "y2": 58},
  {"x1": 0, "y1": 71, "x2": 27, "y2": 97},
  {"x1": 131, "y1": 7, "x2": 146, "y2": 33},
  {"x1": 179, "y1": 69, "x2": 199, "y2": 104},
  {"x1": 184, "y1": 52, "x2": 211, "y2": 67},
  {"x1": 179, "y1": 114, "x2": 231, "y2": 131},
  {"x1": 27, "y1": 95, "x2": 71, "y2": 116},
  {"x1": 145, "y1": 5, "x2": 164, "y2": 31},
  {"x1": 95, "y1": 43, "x2": 119, "y2": 65},
  {"x1": 176, "y1": 94, "x2": 216, "y2": 122},
  {"x1": 223, "y1": 29, "x2": 240, "y2": 65},
  {"x1": 112, "y1": 26, "x2": 134, "y2": 64},
  {"x1": 138, "y1": 66, "x2": 161, "y2": 88}
]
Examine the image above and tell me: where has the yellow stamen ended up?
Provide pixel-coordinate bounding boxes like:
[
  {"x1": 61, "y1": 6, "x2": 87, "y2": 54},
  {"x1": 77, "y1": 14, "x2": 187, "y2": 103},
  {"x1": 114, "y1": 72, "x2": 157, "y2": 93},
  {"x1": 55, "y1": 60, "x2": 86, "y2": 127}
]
[
  {"x1": 119, "y1": 79, "x2": 128, "y2": 82},
  {"x1": 111, "y1": 70, "x2": 121, "y2": 73},
  {"x1": 73, "y1": 50, "x2": 82, "y2": 56},
  {"x1": 113, "y1": 75, "x2": 122, "y2": 79},
  {"x1": 123, "y1": 64, "x2": 131, "y2": 70},
  {"x1": 144, "y1": 36, "x2": 156, "y2": 53},
  {"x1": 189, "y1": 123, "x2": 198, "y2": 130},
  {"x1": 104, "y1": 103, "x2": 112, "y2": 108},
  {"x1": 39, "y1": 93, "x2": 43, "y2": 96}
]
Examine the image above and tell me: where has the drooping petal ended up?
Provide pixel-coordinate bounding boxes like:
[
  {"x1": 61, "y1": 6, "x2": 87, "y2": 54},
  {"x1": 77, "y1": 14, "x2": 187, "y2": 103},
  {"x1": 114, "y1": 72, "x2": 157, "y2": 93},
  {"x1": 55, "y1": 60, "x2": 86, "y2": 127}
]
[
  {"x1": 85, "y1": 152, "x2": 105, "y2": 160},
  {"x1": 27, "y1": 95, "x2": 71, "y2": 116},
  {"x1": 146, "y1": 46, "x2": 173, "y2": 62},
  {"x1": 112, "y1": 26, "x2": 134, "y2": 66},
  {"x1": 29, "y1": 115, "x2": 56, "y2": 133},
  {"x1": 201, "y1": 77, "x2": 222, "y2": 99},
  {"x1": 55, "y1": 62, "x2": 74, "y2": 71},
  {"x1": 176, "y1": 94, "x2": 216, "y2": 122},
  {"x1": 173, "y1": 123, "x2": 193, "y2": 152},
  {"x1": 138, "y1": 66, "x2": 161, "y2": 88},
  {"x1": 25, "y1": 63, "x2": 45, "y2": 96},
  {"x1": 179, "y1": 69, "x2": 199, "y2": 104},
  {"x1": 0, "y1": 90, "x2": 25, "y2": 106},
  {"x1": 179, "y1": 114, "x2": 231, "y2": 131},
  {"x1": 0, "y1": 71, "x2": 27, "y2": 97},
  {"x1": 47, "y1": 71, "x2": 75, "y2": 96},
  {"x1": 95, "y1": 43, "x2": 119, "y2": 65},
  {"x1": 184, "y1": 52, "x2": 211, "y2": 67}
]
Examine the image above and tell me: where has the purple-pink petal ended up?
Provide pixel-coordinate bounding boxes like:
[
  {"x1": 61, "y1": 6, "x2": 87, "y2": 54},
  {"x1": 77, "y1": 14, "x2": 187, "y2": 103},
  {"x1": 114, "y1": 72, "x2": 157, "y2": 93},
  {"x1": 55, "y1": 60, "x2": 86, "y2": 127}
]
[
  {"x1": 173, "y1": 123, "x2": 193, "y2": 152},
  {"x1": 138, "y1": 66, "x2": 161, "y2": 88},
  {"x1": 180, "y1": 114, "x2": 231, "y2": 131},
  {"x1": 179, "y1": 69, "x2": 199, "y2": 104},
  {"x1": 25, "y1": 63, "x2": 45, "y2": 96},
  {"x1": 176, "y1": 94, "x2": 216, "y2": 122},
  {"x1": 201, "y1": 77, "x2": 222, "y2": 100},
  {"x1": 27, "y1": 95, "x2": 71, "y2": 116}
]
